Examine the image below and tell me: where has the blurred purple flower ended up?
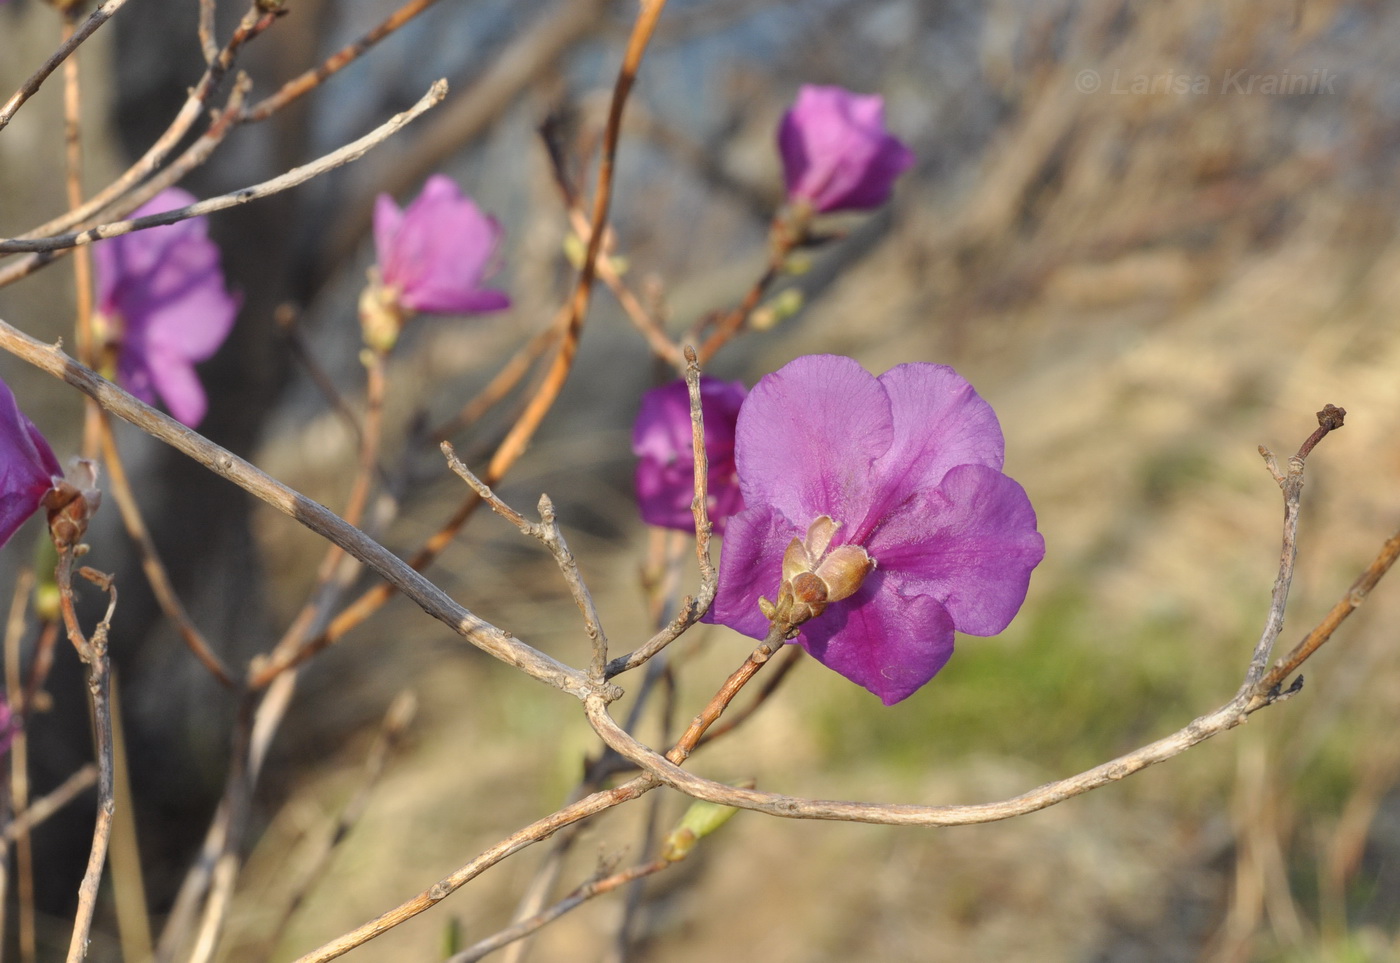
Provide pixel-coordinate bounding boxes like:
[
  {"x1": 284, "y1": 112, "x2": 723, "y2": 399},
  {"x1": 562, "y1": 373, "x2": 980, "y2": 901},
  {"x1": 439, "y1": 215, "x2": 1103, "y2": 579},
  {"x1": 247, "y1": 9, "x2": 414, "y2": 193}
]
[
  {"x1": 706, "y1": 355, "x2": 1044, "y2": 705},
  {"x1": 0, "y1": 375, "x2": 61, "y2": 549},
  {"x1": 778, "y1": 84, "x2": 915, "y2": 214},
  {"x1": 93, "y1": 188, "x2": 240, "y2": 428},
  {"x1": 0, "y1": 694, "x2": 15, "y2": 759},
  {"x1": 373, "y1": 175, "x2": 510, "y2": 317},
  {"x1": 633, "y1": 376, "x2": 747, "y2": 535}
]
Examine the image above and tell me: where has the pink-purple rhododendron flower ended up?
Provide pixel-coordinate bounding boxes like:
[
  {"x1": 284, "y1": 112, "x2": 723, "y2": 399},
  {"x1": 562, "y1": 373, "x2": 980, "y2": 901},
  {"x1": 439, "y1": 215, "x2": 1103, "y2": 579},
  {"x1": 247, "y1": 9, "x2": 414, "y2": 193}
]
[
  {"x1": 778, "y1": 84, "x2": 915, "y2": 214},
  {"x1": 0, "y1": 376, "x2": 60, "y2": 549},
  {"x1": 633, "y1": 376, "x2": 747, "y2": 535},
  {"x1": 93, "y1": 188, "x2": 240, "y2": 428},
  {"x1": 372, "y1": 175, "x2": 510, "y2": 317},
  {"x1": 706, "y1": 355, "x2": 1044, "y2": 705}
]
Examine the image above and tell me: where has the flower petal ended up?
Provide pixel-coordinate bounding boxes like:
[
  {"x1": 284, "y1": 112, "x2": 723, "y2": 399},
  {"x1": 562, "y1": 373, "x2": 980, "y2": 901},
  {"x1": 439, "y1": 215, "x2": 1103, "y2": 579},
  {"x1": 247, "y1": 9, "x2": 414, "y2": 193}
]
[
  {"x1": 704, "y1": 503, "x2": 800, "y2": 640},
  {"x1": 735, "y1": 355, "x2": 892, "y2": 531},
  {"x1": 144, "y1": 347, "x2": 209, "y2": 428},
  {"x1": 0, "y1": 378, "x2": 59, "y2": 547},
  {"x1": 867, "y1": 463, "x2": 1044, "y2": 636},
  {"x1": 777, "y1": 85, "x2": 914, "y2": 213},
  {"x1": 798, "y1": 571, "x2": 957, "y2": 705},
  {"x1": 871, "y1": 363, "x2": 1005, "y2": 504}
]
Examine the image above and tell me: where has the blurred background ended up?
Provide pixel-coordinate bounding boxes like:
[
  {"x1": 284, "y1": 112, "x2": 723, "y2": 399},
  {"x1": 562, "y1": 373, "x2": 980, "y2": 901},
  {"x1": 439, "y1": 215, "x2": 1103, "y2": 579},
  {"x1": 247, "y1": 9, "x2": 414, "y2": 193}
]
[{"x1": 4, "y1": 0, "x2": 1400, "y2": 960}]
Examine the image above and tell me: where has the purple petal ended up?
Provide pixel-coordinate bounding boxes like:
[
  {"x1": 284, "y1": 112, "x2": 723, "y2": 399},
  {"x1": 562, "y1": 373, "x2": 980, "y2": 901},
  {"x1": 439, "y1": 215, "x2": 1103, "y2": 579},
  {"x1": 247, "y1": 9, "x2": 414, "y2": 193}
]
[
  {"x1": 704, "y1": 503, "x2": 801, "y2": 639},
  {"x1": 145, "y1": 348, "x2": 208, "y2": 428},
  {"x1": 0, "y1": 377, "x2": 59, "y2": 548},
  {"x1": 378, "y1": 176, "x2": 510, "y2": 316},
  {"x1": 867, "y1": 363, "x2": 1004, "y2": 512},
  {"x1": 93, "y1": 188, "x2": 238, "y2": 427},
  {"x1": 866, "y1": 464, "x2": 1044, "y2": 636},
  {"x1": 798, "y1": 571, "x2": 957, "y2": 705},
  {"x1": 634, "y1": 376, "x2": 747, "y2": 534},
  {"x1": 777, "y1": 85, "x2": 914, "y2": 213},
  {"x1": 734, "y1": 355, "x2": 892, "y2": 532},
  {"x1": 372, "y1": 193, "x2": 404, "y2": 270}
]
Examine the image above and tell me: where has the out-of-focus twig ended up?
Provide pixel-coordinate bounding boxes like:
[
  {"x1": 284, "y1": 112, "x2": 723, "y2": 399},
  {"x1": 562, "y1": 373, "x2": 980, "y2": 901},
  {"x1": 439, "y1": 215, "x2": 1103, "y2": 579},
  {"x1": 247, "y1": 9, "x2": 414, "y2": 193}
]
[
  {"x1": 449, "y1": 857, "x2": 672, "y2": 963},
  {"x1": 98, "y1": 416, "x2": 234, "y2": 685},
  {"x1": 17, "y1": 2, "x2": 279, "y2": 241},
  {"x1": 3, "y1": 571, "x2": 36, "y2": 963},
  {"x1": 3, "y1": 764, "x2": 98, "y2": 843},
  {"x1": 241, "y1": 0, "x2": 445, "y2": 123},
  {"x1": 265, "y1": 692, "x2": 418, "y2": 951}
]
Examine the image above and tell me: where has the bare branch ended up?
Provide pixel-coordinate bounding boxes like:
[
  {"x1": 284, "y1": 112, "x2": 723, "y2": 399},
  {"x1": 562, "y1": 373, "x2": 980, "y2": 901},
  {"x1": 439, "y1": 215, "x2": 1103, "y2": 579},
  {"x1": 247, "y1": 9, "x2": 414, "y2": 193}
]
[
  {"x1": 0, "y1": 81, "x2": 449, "y2": 255},
  {"x1": 0, "y1": 0, "x2": 130, "y2": 133},
  {"x1": 0, "y1": 317, "x2": 599, "y2": 700}
]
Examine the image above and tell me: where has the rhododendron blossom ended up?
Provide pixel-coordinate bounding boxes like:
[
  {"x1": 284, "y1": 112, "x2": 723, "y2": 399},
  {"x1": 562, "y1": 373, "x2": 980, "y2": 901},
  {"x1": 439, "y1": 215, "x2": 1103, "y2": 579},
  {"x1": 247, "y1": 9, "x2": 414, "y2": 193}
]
[
  {"x1": 372, "y1": 175, "x2": 510, "y2": 317},
  {"x1": 706, "y1": 355, "x2": 1044, "y2": 705},
  {"x1": 0, "y1": 376, "x2": 61, "y2": 549},
  {"x1": 778, "y1": 85, "x2": 915, "y2": 214},
  {"x1": 633, "y1": 376, "x2": 747, "y2": 535},
  {"x1": 93, "y1": 188, "x2": 240, "y2": 427}
]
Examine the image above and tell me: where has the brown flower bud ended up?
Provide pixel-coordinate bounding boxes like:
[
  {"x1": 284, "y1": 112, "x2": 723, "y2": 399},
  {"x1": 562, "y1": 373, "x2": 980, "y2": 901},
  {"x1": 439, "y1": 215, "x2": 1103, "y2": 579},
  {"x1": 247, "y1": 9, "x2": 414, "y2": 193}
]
[{"x1": 762, "y1": 515, "x2": 874, "y2": 632}]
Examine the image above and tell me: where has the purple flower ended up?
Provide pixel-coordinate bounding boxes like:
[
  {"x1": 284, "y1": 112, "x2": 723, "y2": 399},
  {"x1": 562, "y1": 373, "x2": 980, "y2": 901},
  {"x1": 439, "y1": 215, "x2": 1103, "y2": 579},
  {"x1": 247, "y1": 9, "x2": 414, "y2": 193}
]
[
  {"x1": 0, "y1": 695, "x2": 15, "y2": 759},
  {"x1": 373, "y1": 175, "x2": 510, "y2": 317},
  {"x1": 706, "y1": 355, "x2": 1044, "y2": 705},
  {"x1": 0, "y1": 376, "x2": 61, "y2": 549},
  {"x1": 778, "y1": 85, "x2": 915, "y2": 214},
  {"x1": 633, "y1": 377, "x2": 747, "y2": 535},
  {"x1": 94, "y1": 188, "x2": 240, "y2": 428}
]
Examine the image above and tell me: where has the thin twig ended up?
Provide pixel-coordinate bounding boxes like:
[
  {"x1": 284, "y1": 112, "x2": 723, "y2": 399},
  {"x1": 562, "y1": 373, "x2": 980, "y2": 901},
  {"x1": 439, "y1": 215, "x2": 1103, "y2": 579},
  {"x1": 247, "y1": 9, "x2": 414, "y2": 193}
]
[
  {"x1": 266, "y1": 692, "x2": 418, "y2": 950},
  {"x1": 695, "y1": 644, "x2": 802, "y2": 748},
  {"x1": 3, "y1": 570, "x2": 36, "y2": 963},
  {"x1": 1242, "y1": 405, "x2": 1346, "y2": 690},
  {"x1": 0, "y1": 80, "x2": 449, "y2": 255},
  {"x1": 604, "y1": 349, "x2": 718, "y2": 677},
  {"x1": 449, "y1": 858, "x2": 672, "y2": 963},
  {"x1": 430, "y1": 321, "x2": 559, "y2": 442},
  {"x1": 290, "y1": 774, "x2": 662, "y2": 963},
  {"x1": 3, "y1": 762, "x2": 95, "y2": 846},
  {"x1": 98, "y1": 416, "x2": 234, "y2": 685},
  {"x1": 441, "y1": 446, "x2": 611, "y2": 682},
  {"x1": 241, "y1": 0, "x2": 445, "y2": 123},
  {"x1": 0, "y1": 0, "x2": 130, "y2": 133},
  {"x1": 252, "y1": 0, "x2": 670, "y2": 683},
  {"x1": 15, "y1": 3, "x2": 278, "y2": 241},
  {"x1": 60, "y1": 565, "x2": 118, "y2": 963}
]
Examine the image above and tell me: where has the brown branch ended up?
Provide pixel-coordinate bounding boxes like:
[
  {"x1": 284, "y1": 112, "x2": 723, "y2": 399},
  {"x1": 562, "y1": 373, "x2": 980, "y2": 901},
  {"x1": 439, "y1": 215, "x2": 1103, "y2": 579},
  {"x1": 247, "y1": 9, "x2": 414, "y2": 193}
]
[
  {"x1": 15, "y1": 2, "x2": 278, "y2": 242},
  {"x1": 575, "y1": 410, "x2": 1383, "y2": 826},
  {"x1": 0, "y1": 0, "x2": 129, "y2": 133},
  {"x1": 449, "y1": 858, "x2": 672, "y2": 963},
  {"x1": 241, "y1": 0, "x2": 445, "y2": 123},
  {"x1": 321, "y1": 0, "x2": 614, "y2": 270},
  {"x1": 441, "y1": 446, "x2": 611, "y2": 683},
  {"x1": 255, "y1": 0, "x2": 673, "y2": 684},
  {"x1": 0, "y1": 318, "x2": 597, "y2": 700},
  {"x1": 58, "y1": 564, "x2": 118, "y2": 963},
  {"x1": 0, "y1": 81, "x2": 449, "y2": 255},
  {"x1": 290, "y1": 774, "x2": 661, "y2": 963},
  {"x1": 98, "y1": 416, "x2": 234, "y2": 685},
  {"x1": 604, "y1": 348, "x2": 718, "y2": 677},
  {"x1": 4, "y1": 764, "x2": 98, "y2": 843}
]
